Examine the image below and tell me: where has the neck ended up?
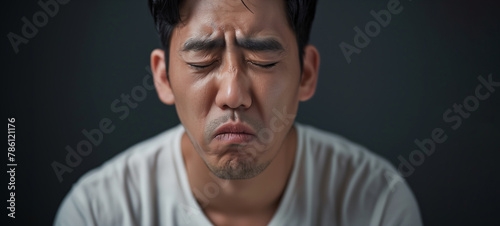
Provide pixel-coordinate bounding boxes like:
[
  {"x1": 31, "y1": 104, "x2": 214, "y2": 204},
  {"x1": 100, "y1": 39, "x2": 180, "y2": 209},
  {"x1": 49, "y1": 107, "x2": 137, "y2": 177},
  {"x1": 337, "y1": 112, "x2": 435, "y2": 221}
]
[{"x1": 181, "y1": 126, "x2": 297, "y2": 215}]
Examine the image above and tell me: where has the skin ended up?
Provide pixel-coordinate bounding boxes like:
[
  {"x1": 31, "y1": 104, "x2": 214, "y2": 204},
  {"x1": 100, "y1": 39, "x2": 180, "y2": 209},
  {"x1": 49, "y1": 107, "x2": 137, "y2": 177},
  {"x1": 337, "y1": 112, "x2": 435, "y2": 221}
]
[{"x1": 150, "y1": 0, "x2": 319, "y2": 225}]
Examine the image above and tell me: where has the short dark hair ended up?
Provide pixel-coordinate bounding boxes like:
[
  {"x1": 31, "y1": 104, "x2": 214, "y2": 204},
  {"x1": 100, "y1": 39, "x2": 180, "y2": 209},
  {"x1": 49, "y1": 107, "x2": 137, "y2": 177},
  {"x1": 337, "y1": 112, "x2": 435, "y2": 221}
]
[{"x1": 148, "y1": 0, "x2": 317, "y2": 76}]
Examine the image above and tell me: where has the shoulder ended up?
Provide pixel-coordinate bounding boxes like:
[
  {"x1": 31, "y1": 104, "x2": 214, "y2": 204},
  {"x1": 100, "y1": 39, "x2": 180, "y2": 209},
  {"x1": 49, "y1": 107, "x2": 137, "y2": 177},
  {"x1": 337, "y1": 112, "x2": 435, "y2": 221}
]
[
  {"x1": 76, "y1": 124, "x2": 182, "y2": 189},
  {"x1": 297, "y1": 123, "x2": 398, "y2": 198},
  {"x1": 295, "y1": 123, "x2": 422, "y2": 225},
  {"x1": 297, "y1": 123, "x2": 395, "y2": 174},
  {"x1": 54, "y1": 125, "x2": 184, "y2": 226}
]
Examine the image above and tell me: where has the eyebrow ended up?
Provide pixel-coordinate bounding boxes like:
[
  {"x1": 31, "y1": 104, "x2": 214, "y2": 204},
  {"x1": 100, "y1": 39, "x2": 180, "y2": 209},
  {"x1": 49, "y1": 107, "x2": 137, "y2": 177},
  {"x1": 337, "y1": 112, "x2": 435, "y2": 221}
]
[
  {"x1": 181, "y1": 37, "x2": 284, "y2": 52},
  {"x1": 182, "y1": 38, "x2": 225, "y2": 52},
  {"x1": 236, "y1": 37, "x2": 284, "y2": 52}
]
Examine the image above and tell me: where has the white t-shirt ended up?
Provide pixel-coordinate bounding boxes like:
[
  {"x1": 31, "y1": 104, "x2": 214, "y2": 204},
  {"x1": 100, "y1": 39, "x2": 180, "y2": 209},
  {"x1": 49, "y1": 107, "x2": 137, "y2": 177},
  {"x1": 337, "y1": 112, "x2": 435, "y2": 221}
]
[{"x1": 54, "y1": 123, "x2": 422, "y2": 226}]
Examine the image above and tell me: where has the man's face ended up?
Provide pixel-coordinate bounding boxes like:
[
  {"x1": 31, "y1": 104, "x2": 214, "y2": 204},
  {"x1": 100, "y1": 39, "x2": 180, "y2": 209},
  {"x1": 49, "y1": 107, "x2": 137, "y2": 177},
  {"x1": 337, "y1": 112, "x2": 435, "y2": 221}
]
[{"x1": 164, "y1": 0, "x2": 309, "y2": 179}]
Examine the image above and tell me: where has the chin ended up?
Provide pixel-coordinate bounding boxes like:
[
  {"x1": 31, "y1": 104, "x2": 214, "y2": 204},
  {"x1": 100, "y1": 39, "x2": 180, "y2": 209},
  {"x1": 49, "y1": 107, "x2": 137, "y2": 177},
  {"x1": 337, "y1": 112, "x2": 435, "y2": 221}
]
[{"x1": 208, "y1": 156, "x2": 271, "y2": 180}]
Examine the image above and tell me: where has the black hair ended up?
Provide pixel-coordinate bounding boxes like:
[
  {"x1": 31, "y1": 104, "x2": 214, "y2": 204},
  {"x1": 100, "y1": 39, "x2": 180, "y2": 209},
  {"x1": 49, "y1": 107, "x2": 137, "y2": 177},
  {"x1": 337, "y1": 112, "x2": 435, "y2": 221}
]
[{"x1": 147, "y1": 0, "x2": 317, "y2": 76}]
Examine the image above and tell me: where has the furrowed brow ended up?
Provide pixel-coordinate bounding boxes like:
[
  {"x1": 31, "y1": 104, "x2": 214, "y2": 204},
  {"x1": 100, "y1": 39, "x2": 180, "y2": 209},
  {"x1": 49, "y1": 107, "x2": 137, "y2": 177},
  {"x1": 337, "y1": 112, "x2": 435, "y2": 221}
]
[
  {"x1": 181, "y1": 38, "x2": 225, "y2": 52},
  {"x1": 236, "y1": 38, "x2": 284, "y2": 52}
]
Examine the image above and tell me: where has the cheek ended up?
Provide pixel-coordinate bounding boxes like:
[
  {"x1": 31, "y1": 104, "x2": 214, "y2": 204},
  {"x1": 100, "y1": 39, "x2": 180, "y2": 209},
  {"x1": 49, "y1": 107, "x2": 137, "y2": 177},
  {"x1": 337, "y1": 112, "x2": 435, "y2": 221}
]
[
  {"x1": 254, "y1": 67, "x2": 300, "y2": 111},
  {"x1": 171, "y1": 75, "x2": 215, "y2": 136}
]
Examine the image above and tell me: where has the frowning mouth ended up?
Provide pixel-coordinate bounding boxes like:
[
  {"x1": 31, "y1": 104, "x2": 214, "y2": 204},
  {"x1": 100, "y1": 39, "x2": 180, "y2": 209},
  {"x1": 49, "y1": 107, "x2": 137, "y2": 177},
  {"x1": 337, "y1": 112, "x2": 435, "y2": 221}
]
[{"x1": 213, "y1": 123, "x2": 256, "y2": 143}]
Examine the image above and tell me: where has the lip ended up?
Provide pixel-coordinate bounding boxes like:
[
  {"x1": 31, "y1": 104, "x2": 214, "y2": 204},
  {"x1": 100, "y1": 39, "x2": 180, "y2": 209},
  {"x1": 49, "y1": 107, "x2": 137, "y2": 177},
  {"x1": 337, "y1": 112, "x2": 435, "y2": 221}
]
[{"x1": 213, "y1": 123, "x2": 256, "y2": 143}]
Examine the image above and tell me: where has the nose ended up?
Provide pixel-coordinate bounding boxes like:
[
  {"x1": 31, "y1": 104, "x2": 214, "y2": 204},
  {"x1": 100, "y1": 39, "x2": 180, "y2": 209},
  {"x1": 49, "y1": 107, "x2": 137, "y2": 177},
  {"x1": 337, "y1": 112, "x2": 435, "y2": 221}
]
[{"x1": 215, "y1": 62, "x2": 252, "y2": 110}]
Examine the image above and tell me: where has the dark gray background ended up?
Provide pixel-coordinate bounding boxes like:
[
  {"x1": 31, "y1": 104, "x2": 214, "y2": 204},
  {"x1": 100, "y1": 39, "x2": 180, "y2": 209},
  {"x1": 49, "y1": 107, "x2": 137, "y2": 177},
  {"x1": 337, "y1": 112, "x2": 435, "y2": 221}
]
[{"x1": 3, "y1": 0, "x2": 499, "y2": 225}]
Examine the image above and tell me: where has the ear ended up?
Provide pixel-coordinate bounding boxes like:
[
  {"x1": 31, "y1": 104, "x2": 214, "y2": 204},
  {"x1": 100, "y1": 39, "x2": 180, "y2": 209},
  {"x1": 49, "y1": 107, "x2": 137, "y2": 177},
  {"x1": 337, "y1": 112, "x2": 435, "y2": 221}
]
[
  {"x1": 151, "y1": 49, "x2": 175, "y2": 105},
  {"x1": 298, "y1": 45, "x2": 320, "y2": 101}
]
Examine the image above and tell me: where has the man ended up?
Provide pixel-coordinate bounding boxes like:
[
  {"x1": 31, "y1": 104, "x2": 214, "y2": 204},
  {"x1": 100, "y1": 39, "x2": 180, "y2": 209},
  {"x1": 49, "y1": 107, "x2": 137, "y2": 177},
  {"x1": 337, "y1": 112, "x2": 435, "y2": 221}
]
[{"x1": 54, "y1": 0, "x2": 422, "y2": 225}]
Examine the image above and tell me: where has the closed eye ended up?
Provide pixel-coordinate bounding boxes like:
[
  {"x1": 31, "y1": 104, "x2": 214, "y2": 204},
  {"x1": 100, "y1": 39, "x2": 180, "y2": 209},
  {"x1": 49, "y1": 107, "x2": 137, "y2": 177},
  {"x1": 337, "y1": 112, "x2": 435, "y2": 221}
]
[
  {"x1": 187, "y1": 61, "x2": 217, "y2": 70},
  {"x1": 251, "y1": 62, "x2": 278, "y2": 69}
]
